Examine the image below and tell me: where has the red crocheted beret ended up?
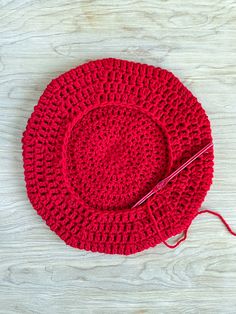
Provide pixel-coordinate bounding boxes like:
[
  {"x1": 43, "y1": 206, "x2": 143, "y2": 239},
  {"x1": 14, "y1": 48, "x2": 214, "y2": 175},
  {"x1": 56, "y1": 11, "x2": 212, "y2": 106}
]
[{"x1": 22, "y1": 58, "x2": 214, "y2": 255}]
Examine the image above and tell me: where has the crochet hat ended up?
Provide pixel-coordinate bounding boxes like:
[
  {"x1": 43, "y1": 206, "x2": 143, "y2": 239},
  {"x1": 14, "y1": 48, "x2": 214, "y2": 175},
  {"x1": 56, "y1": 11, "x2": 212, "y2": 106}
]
[{"x1": 22, "y1": 58, "x2": 214, "y2": 255}]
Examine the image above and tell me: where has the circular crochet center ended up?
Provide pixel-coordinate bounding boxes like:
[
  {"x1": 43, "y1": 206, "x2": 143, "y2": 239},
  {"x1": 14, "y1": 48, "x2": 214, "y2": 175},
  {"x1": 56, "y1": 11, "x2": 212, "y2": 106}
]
[
  {"x1": 65, "y1": 105, "x2": 170, "y2": 210},
  {"x1": 22, "y1": 58, "x2": 214, "y2": 255}
]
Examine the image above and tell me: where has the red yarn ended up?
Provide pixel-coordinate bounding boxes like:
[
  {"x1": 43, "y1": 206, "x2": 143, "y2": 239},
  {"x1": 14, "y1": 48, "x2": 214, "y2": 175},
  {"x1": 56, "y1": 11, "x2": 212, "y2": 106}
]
[
  {"x1": 147, "y1": 198, "x2": 190, "y2": 249},
  {"x1": 197, "y1": 210, "x2": 236, "y2": 236},
  {"x1": 158, "y1": 209, "x2": 236, "y2": 249},
  {"x1": 22, "y1": 58, "x2": 215, "y2": 255}
]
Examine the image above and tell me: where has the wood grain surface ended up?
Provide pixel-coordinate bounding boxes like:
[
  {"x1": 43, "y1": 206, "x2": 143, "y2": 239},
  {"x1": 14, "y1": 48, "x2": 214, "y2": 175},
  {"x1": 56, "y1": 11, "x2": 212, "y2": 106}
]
[{"x1": 0, "y1": 0, "x2": 236, "y2": 313}]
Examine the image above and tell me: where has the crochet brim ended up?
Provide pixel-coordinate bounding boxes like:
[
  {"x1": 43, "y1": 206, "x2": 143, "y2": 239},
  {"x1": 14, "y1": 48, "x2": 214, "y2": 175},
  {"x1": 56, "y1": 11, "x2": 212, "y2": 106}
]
[{"x1": 22, "y1": 58, "x2": 214, "y2": 255}]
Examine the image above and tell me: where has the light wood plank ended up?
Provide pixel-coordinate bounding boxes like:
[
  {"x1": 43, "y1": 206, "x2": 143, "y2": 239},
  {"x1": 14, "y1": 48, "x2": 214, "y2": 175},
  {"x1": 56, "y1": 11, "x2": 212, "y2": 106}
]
[{"x1": 1, "y1": 0, "x2": 236, "y2": 313}]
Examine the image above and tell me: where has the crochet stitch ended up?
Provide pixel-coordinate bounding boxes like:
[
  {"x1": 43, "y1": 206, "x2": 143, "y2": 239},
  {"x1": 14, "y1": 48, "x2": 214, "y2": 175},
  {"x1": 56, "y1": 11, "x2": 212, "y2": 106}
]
[{"x1": 22, "y1": 58, "x2": 214, "y2": 255}]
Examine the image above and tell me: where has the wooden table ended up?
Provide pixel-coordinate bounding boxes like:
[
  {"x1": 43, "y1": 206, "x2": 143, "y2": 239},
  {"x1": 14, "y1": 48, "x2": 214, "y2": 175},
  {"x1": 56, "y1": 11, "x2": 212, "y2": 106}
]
[{"x1": 1, "y1": 0, "x2": 236, "y2": 313}]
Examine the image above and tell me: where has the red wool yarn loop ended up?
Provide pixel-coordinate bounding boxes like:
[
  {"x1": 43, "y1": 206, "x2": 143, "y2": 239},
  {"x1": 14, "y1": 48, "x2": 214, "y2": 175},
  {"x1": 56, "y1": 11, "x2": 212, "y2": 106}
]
[{"x1": 22, "y1": 58, "x2": 215, "y2": 255}]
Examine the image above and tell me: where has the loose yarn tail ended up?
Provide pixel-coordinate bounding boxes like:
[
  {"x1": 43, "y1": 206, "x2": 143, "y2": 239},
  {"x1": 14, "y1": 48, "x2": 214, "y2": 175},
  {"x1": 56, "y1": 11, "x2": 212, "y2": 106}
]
[
  {"x1": 197, "y1": 209, "x2": 236, "y2": 236},
  {"x1": 160, "y1": 229, "x2": 189, "y2": 249},
  {"x1": 148, "y1": 201, "x2": 236, "y2": 249},
  {"x1": 147, "y1": 199, "x2": 190, "y2": 249}
]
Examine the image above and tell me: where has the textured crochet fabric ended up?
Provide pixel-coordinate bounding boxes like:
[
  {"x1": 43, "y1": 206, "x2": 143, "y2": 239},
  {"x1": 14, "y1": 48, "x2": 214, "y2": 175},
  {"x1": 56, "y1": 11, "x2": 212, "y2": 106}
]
[{"x1": 22, "y1": 58, "x2": 214, "y2": 255}]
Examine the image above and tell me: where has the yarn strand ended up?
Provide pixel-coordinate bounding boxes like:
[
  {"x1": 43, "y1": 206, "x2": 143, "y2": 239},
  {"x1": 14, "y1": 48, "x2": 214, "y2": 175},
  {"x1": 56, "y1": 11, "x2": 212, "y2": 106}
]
[
  {"x1": 150, "y1": 208, "x2": 236, "y2": 249},
  {"x1": 147, "y1": 199, "x2": 190, "y2": 249},
  {"x1": 197, "y1": 209, "x2": 236, "y2": 236}
]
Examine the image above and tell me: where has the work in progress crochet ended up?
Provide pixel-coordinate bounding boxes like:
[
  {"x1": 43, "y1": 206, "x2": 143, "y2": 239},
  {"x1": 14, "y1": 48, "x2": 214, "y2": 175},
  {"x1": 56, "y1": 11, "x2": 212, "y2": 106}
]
[{"x1": 22, "y1": 58, "x2": 216, "y2": 255}]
